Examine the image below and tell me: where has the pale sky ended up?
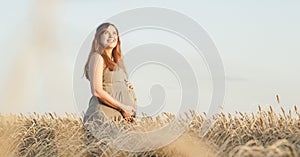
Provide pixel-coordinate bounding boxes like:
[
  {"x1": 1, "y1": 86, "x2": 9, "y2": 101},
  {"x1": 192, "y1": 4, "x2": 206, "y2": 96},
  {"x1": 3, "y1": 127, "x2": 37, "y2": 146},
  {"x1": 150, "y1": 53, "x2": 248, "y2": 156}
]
[{"x1": 1, "y1": 0, "x2": 300, "y2": 117}]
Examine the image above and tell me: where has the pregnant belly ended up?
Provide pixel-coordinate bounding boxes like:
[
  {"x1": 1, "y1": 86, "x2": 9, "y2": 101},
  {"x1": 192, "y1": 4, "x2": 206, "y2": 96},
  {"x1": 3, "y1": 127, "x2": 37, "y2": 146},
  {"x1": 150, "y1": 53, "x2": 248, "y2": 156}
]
[{"x1": 104, "y1": 83, "x2": 137, "y2": 107}]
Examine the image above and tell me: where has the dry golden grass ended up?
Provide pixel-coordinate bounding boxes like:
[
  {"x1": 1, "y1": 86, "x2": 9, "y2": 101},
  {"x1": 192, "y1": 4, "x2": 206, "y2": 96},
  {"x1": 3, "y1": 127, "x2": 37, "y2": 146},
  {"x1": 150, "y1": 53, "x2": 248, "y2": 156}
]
[{"x1": 1, "y1": 105, "x2": 300, "y2": 157}]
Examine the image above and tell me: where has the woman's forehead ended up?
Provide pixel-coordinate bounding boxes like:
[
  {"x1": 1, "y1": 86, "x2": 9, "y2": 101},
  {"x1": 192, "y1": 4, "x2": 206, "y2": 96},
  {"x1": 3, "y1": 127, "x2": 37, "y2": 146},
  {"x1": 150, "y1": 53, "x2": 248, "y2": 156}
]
[{"x1": 104, "y1": 25, "x2": 117, "y2": 32}]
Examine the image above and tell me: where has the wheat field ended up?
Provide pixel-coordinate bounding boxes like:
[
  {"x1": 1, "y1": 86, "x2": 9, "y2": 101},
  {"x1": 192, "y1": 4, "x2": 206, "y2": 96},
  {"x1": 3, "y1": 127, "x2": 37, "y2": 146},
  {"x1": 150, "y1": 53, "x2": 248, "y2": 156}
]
[{"x1": 1, "y1": 105, "x2": 300, "y2": 157}]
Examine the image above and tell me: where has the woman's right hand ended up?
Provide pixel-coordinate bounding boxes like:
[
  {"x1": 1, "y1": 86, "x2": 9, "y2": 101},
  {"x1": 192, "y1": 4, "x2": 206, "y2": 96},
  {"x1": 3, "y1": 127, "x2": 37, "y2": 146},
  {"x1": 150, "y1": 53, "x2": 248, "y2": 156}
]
[{"x1": 120, "y1": 104, "x2": 136, "y2": 122}]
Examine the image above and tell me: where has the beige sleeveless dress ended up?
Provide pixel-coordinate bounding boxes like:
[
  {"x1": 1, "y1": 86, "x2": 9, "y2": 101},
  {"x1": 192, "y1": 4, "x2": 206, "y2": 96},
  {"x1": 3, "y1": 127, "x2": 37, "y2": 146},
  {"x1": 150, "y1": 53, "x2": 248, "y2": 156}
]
[{"x1": 83, "y1": 65, "x2": 137, "y2": 124}]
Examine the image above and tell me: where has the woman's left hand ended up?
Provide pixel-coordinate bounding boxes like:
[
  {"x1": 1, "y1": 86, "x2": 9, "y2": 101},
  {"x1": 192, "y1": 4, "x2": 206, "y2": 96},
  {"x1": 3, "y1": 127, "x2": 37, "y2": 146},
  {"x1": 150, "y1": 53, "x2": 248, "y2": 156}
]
[{"x1": 125, "y1": 79, "x2": 134, "y2": 89}]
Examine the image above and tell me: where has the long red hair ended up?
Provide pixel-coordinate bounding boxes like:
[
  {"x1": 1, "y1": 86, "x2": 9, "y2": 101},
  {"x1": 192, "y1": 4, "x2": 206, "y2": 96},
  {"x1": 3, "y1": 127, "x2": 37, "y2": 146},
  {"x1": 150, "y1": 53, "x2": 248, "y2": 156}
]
[{"x1": 83, "y1": 23, "x2": 128, "y2": 81}]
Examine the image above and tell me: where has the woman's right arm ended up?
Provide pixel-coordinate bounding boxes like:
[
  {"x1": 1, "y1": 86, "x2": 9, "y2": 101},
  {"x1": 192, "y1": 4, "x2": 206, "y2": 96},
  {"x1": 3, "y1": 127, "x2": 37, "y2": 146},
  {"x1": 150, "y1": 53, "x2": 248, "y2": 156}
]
[
  {"x1": 88, "y1": 53, "x2": 135, "y2": 118},
  {"x1": 88, "y1": 53, "x2": 124, "y2": 111}
]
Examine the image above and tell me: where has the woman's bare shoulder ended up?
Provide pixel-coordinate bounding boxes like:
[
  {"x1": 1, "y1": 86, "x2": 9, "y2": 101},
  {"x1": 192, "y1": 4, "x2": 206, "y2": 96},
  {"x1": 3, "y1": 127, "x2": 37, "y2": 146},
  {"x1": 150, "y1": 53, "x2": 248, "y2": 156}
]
[
  {"x1": 90, "y1": 52, "x2": 102, "y2": 60},
  {"x1": 89, "y1": 53, "x2": 107, "y2": 70}
]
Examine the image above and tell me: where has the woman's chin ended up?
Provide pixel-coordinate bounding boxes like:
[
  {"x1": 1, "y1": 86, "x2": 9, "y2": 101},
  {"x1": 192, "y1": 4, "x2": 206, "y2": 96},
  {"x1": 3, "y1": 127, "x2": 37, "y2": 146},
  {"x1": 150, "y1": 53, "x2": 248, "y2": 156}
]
[{"x1": 104, "y1": 43, "x2": 117, "y2": 49}]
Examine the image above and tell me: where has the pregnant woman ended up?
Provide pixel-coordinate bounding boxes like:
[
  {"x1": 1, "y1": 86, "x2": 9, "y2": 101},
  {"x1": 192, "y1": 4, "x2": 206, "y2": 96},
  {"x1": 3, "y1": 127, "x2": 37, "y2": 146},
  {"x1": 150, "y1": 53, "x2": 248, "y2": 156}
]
[{"x1": 83, "y1": 22, "x2": 137, "y2": 125}]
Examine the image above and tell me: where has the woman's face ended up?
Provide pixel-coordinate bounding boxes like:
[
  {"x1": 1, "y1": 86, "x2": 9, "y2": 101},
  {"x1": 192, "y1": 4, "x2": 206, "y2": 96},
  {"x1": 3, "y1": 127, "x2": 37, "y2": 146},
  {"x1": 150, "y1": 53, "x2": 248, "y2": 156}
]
[{"x1": 99, "y1": 25, "x2": 118, "y2": 49}]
